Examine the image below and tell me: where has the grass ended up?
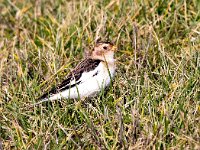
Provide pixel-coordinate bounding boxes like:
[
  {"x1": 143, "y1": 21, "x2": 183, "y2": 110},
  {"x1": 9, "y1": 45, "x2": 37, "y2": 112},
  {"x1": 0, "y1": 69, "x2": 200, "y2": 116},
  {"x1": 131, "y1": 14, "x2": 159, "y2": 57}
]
[{"x1": 0, "y1": 0, "x2": 200, "y2": 149}]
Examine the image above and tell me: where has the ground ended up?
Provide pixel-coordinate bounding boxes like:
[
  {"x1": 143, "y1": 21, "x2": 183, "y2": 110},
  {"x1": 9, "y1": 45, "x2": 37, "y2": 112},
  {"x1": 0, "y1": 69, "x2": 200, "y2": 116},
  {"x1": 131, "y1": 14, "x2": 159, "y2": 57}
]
[{"x1": 0, "y1": 0, "x2": 200, "y2": 149}]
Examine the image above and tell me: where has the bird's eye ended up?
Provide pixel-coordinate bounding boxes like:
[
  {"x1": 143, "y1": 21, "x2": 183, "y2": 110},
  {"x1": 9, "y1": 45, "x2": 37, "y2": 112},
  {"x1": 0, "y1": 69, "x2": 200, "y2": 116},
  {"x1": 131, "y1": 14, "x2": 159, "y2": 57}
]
[{"x1": 103, "y1": 46, "x2": 107, "y2": 50}]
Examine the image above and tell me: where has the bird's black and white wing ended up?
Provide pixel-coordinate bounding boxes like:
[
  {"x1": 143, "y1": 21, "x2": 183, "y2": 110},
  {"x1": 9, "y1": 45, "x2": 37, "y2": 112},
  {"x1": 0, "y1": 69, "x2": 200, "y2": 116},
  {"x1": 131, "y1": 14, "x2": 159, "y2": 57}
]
[{"x1": 36, "y1": 58, "x2": 101, "y2": 104}]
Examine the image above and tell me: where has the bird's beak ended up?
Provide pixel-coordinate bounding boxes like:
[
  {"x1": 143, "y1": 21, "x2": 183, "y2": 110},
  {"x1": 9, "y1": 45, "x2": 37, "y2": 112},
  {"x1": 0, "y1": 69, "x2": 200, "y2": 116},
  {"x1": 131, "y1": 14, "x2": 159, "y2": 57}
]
[{"x1": 112, "y1": 46, "x2": 117, "y2": 51}]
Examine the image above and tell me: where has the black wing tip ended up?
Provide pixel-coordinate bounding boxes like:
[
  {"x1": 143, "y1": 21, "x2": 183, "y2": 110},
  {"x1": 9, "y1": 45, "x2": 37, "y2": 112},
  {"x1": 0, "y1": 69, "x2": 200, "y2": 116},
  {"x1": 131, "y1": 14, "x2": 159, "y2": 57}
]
[
  {"x1": 37, "y1": 92, "x2": 49, "y2": 100},
  {"x1": 38, "y1": 87, "x2": 57, "y2": 100}
]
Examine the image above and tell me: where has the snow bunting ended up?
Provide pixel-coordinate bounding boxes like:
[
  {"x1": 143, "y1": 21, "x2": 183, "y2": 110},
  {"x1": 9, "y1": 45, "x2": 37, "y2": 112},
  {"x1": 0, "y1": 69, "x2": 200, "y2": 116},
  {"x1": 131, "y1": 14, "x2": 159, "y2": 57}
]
[{"x1": 37, "y1": 41, "x2": 117, "y2": 104}]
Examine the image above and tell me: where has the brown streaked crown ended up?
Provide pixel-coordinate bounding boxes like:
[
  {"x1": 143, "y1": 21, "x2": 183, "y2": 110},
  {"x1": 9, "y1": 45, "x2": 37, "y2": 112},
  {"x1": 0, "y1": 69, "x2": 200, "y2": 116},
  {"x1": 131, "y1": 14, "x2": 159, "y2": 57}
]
[{"x1": 94, "y1": 42, "x2": 114, "y2": 52}]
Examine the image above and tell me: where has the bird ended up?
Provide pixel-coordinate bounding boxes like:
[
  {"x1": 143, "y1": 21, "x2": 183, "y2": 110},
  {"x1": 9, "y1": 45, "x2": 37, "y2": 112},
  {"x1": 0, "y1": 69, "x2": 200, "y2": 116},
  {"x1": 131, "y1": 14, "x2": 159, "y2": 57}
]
[{"x1": 36, "y1": 41, "x2": 117, "y2": 104}]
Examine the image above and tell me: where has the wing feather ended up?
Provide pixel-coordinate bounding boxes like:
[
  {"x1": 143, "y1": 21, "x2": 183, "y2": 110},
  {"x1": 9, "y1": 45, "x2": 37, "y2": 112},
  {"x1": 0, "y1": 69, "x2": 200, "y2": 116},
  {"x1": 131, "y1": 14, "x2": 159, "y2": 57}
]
[{"x1": 39, "y1": 58, "x2": 101, "y2": 99}]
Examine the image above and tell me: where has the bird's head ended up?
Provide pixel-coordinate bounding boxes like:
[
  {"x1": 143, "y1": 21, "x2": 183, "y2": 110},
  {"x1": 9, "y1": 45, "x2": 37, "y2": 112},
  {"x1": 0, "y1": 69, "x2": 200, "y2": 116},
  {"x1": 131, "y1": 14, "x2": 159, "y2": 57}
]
[{"x1": 91, "y1": 42, "x2": 117, "y2": 63}]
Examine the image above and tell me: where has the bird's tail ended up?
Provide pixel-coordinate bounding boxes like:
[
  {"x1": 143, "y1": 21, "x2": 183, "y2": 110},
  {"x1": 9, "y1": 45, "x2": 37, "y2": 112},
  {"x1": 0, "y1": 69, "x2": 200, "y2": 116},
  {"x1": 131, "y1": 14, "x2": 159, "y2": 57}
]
[{"x1": 34, "y1": 93, "x2": 62, "y2": 105}]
